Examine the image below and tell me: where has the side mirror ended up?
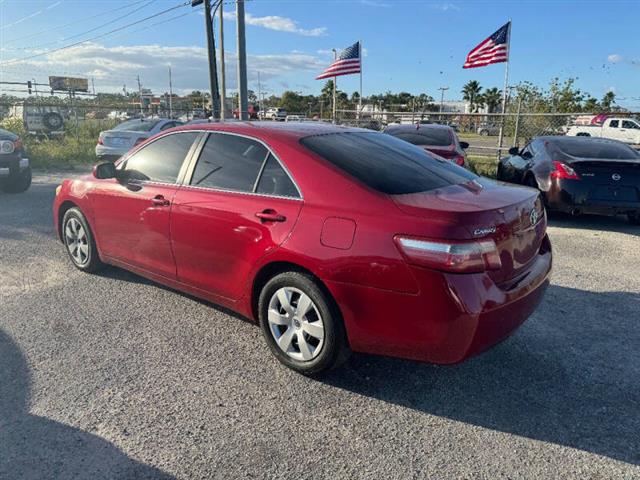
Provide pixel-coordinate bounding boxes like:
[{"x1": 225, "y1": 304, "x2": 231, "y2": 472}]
[
  {"x1": 508, "y1": 146, "x2": 520, "y2": 156},
  {"x1": 459, "y1": 141, "x2": 469, "y2": 150},
  {"x1": 93, "y1": 162, "x2": 116, "y2": 179}
]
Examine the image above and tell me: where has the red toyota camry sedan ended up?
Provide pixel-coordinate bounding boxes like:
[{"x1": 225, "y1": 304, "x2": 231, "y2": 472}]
[{"x1": 53, "y1": 122, "x2": 552, "y2": 375}]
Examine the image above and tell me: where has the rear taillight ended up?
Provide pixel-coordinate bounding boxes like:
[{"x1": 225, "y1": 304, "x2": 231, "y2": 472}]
[
  {"x1": 97, "y1": 135, "x2": 104, "y2": 145},
  {"x1": 550, "y1": 161, "x2": 580, "y2": 180},
  {"x1": 394, "y1": 235, "x2": 502, "y2": 273},
  {"x1": 454, "y1": 155, "x2": 465, "y2": 166}
]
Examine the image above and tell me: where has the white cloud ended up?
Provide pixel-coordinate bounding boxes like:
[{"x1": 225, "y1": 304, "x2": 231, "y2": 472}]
[
  {"x1": 224, "y1": 12, "x2": 327, "y2": 37},
  {"x1": 430, "y1": 3, "x2": 461, "y2": 11},
  {"x1": 607, "y1": 54, "x2": 623, "y2": 63},
  {"x1": 2, "y1": 43, "x2": 325, "y2": 95}
]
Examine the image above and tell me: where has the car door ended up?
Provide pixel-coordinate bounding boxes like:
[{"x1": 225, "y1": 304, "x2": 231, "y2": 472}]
[
  {"x1": 620, "y1": 120, "x2": 640, "y2": 143},
  {"x1": 606, "y1": 119, "x2": 623, "y2": 141},
  {"x1": 91, "y1": 131, "x2": 201, "y2": 278},
  {"x1": 171, "y1": 132, "x2": 303, "y2": 301}
]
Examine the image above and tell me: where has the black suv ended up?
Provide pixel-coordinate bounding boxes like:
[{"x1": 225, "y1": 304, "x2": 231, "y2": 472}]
[{"x1": 0, "y1": 128, "x2": 31, "y2": 193}]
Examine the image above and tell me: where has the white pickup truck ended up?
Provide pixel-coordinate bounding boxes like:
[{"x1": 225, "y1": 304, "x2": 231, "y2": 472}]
[{"x1": 566, "y1": 117, "x2": 640, "y2": 145}]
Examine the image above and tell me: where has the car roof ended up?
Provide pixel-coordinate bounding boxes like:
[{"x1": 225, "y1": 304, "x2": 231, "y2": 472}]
[
  {"x1": 172, "y1": 120, "x2": 368, "y2": 141},
  {"x1": 384, "y1": 123, "x2": 453, "y2": 132},
  {"x1": 536, "y1": 135, "x2": 629, "y2": 147}
]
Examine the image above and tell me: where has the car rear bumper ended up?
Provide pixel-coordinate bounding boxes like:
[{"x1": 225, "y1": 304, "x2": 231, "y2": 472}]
[
  {"x1": 545, "y1": 178, "x2": 640, "y2": 215},
  {"x1": 326, "y1": 235, "x2": 552, "y2": 364}
]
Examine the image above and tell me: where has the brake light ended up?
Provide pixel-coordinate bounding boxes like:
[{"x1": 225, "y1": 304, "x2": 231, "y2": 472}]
[
  {"x1": 454, "y1": 155, "x2": 465, "y2": 166},
  {"x1": 394, "y1": 235, "x2": 502, "y2": 273},
  {"x1": 550, "y1": 161, "x2": 580, "y2": 180},
  {"x1": 97, "y1": 135, "x2": 104, "y2": 146}
]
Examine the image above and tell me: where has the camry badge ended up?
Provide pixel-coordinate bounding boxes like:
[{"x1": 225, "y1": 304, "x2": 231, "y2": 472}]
[
  {"x1": 473, "y1": 227, "x2": 496, "y2": 236},
  {"x1": 530, "y1": 209, "x2": 539, "y2": 226},
  {"x1": 612, "y1": 173, "x2": 621, "y2": 181}
]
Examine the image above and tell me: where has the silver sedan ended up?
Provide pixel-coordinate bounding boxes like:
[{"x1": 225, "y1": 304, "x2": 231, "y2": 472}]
[{"x1": 95, "y1": 118, "x2": 182, "y2": 161}]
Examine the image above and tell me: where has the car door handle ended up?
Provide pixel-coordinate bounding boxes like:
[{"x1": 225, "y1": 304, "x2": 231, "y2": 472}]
[
  {"x1": 255, "y1": 210, "x2": 286, "y2": 222},
  {"x1": 151, "y1": 195, "x2": 170, "y2": 206}
]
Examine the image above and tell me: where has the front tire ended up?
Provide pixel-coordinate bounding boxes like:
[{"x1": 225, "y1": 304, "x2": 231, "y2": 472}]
[
  {"x1": 62, "y1": 207, "x2": 105, "y2": 272},
  {"x1": 258, "y1": 271, "x2": 350, "y2": 375}
]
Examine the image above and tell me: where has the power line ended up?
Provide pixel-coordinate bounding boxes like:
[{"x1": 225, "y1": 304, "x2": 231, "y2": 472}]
[
  {"x1": 11, "y1": 0, "x2": 155, "y2": 52},
  {"x1": 0, "y1": 1, "x2": 191, "y2": 67},
  {"x1": 1, "y1": 0, "x2": 150, "y2": 45}
]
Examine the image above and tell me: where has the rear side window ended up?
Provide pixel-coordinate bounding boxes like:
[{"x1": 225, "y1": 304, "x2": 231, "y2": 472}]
[
  {"x1": 551, "y1": 138, "x2": 639, "y2": 160},
  {"x1": 256, "y1": 154, "x2": 299, "y2": 198},
  {"x1": 114, "y1": 119, "x2": 159, "y2": 132},
  {"x1": 300, "y1": 132, "x2": 477, "y2": 195},
  {"x1": 387, "y1": 128, "x2": 452, "y2": 146},
  {"x1": 122, "y1": 132, "x2": 198, "y2": 183},
  {"x1": 609, "y1": 120, "x2": 619, "y2": 128},
  {"x1": 190, "y1": 133, "x2": 268, "y2": 192}
]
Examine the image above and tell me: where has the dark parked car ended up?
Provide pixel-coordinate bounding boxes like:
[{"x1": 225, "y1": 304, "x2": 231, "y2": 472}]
[
  {"x1": 497, "y1": 136, "x2": 640, "y2": 224},
  {"x1": 384, "y1": 124, "x2": 469, "y2": 167},
  {"x1": 0, "y1": 127, "x2": 31, "y2": 193},
  {"x1": 53, "y1": 123, "x2": 551, "y2": 375}
]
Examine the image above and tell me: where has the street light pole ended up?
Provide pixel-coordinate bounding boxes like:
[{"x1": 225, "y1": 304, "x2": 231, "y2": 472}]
[
  {"x1": 438, "y1": 86, "x2": 449, "y2": 113},
  {"x1": 193, "y1": 0, "x2": 220, "y2": 119},
  {"x1": 218, "y1": 0, "x2": 226, "y2": 120},
  {"x1": 331, "y1": 48, "x2": 337, "y2": 124}
]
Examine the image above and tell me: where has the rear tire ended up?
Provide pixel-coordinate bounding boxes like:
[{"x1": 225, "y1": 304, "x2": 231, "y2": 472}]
[
  {"x1": 1, "y1": 167, "x2": 32, "y2": 193},
  {"x1": 258, "y1": 271, "x2": 350, "y2": 375},
  {"x1": 62, "y1": 207, "x2": 105, "y2": 273}
]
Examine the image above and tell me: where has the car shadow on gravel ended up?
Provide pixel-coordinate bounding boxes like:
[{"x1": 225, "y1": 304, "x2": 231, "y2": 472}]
[
  {"x1": 547, "y1": 211, "x2": 640, "y2": 237},
  {"x1": 322, "y1": 285, "x2": 640, "y2": 466},
  {"x1": 0, "y1": 329, "x2": 176, "y2": 479}
]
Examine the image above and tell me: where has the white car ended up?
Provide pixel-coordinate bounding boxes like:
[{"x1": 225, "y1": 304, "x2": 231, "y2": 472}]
[
  {"x1": 285, "y1": 115, "x2": 306, "y2": 122},
  {"x1": 567, "y1": 117, "x2": 640, "y2": 145},
  {"x1": 265, "y1": 108, "x2": 287, "y2": 121},
  {"x1": 95, "y1": 118, "x2": 182, "y2": 162}
]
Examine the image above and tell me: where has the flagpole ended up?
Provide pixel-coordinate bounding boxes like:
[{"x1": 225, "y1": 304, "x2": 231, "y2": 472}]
[
  {"x1": 332, "y1": 48, "x2": 337, "y2": 124},
  {"x1": 359, "y1": 40, "x2": 363, "y2": 121},
  {"x1": 497, "y1": 19, "x2": 511, "y2": 158}
]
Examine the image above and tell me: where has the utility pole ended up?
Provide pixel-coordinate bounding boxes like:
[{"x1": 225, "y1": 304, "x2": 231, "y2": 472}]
[
  {"x1": 236, "y1": 0, "x2": 249, "y2": 120},
  {"x1": 168, "y1": 66, "x2": 174, "y2": 119},
  {"x1": 332, "y1": 48, "x2": 337, "y2": 123},
  {"x1": 137, "y1": 75, "x2": 143, "y2": 115},
  {"x1": 438, "y1": 86, "x2": 449, "y2": 112},
  {"x1": 257, "y1": 71, "x2": 263, "y2": 117},
  {"x1": 218, "y1": 0, "x2": 226, "y2": 120},
  {"x1": 203, "y1": 0, "x2": 220, "y2": 119}
]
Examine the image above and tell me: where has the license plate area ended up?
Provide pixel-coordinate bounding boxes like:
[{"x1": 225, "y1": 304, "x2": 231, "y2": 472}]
[{"x1": 590, "y1": 185, "x2": 638, "y2": 202}]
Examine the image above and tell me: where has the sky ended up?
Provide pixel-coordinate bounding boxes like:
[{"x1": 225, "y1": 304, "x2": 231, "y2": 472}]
[{"x1": 0, "y1": 0, "x2": 639, "y2": 109}]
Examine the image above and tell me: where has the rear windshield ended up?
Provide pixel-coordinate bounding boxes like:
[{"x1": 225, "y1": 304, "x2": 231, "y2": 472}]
[
  {"x1": 386, "y1": 128, "x2": 452, "y2": 146},
  {"x1": 551, "y1": 138, "x2": 639, "y2": 160},
  {"x1": 113, "y1": 119, "x2": 159, "y2": 132},
  {"x1": 300, "y1": 132, "x2": 476, "y2": 195}
]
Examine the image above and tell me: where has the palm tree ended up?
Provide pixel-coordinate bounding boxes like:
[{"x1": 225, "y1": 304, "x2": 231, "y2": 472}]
[
  {"x1": 462, "y1": 80, "x2": 482, "y2": 113},
  {"x1": 482, "y1": 87, "x2": 503, "y2": 113}
]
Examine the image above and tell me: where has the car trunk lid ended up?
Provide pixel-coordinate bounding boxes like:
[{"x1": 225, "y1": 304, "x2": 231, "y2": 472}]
[
  {"x1": 392, "y1": 179, "x2": 546, "y2": 284},
  {"x1": 569, "y1": 159, "x2": 640, "y2": 203}
]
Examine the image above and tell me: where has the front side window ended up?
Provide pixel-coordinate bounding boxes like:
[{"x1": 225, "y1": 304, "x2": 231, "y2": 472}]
[
  {"x1": 301, "y1": 132, "x2": 476, "y2": 195},
  {"x1": 190, "y1": 133, "x2": 268, "y2": 192},
  {"x1": 622, "y1": 120, "x2": 639, "y2": 129},
  {"x1": 121, "y1": 132, "x2": 199, "y2": 183}
]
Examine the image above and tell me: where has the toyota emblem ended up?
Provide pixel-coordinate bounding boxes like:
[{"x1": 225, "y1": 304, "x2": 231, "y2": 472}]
[
  {"x1": 530, "y1": 209, "x2": 538, "y2": 226},
  {"x1": 612, "y1": 173, "x2": 621, "y2": 181}
]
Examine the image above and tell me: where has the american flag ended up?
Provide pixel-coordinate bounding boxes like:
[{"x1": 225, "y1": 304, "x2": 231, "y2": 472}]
[
  {"x1": 316, "y1": 41, "x2": 361, "y2": 80},
  {"x1": 463, "y1": 22, "x2": 510, "y2": 69}
]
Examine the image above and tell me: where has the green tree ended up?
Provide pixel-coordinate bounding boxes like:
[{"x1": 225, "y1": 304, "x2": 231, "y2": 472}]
[
  {"x1": 601, "y1": 91, "x2": 615, "y2": 111},
  {"x1": 482, "y1": 87, "x2": 502, "y2": 113},
  {"x1": 462, "y1": 80, "x2": 483, "y2": 112}
]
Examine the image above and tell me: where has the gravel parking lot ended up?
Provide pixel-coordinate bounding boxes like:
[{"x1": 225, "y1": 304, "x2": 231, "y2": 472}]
[{"x1": 1, "y1": 172, "x2": 639, "y2": 479}]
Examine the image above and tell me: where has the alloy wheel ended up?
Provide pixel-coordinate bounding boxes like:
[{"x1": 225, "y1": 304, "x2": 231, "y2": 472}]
[
  {"x1": 267, "y1": 287, "x2": 325, "y2": 361},
  {"x1": 65, "y1": 217, "x2": 89, "y2": 266}
]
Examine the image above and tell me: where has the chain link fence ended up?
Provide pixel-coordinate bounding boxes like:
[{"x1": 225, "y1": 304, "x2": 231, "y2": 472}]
[{"x1": 1, "y1": 101, "x2": 638, "y2": 174}]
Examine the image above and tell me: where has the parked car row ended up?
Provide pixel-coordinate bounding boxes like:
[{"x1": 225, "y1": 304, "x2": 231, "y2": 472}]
[{"x1": 0, "y1": 127, "x2": 31, "y2": 193}]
